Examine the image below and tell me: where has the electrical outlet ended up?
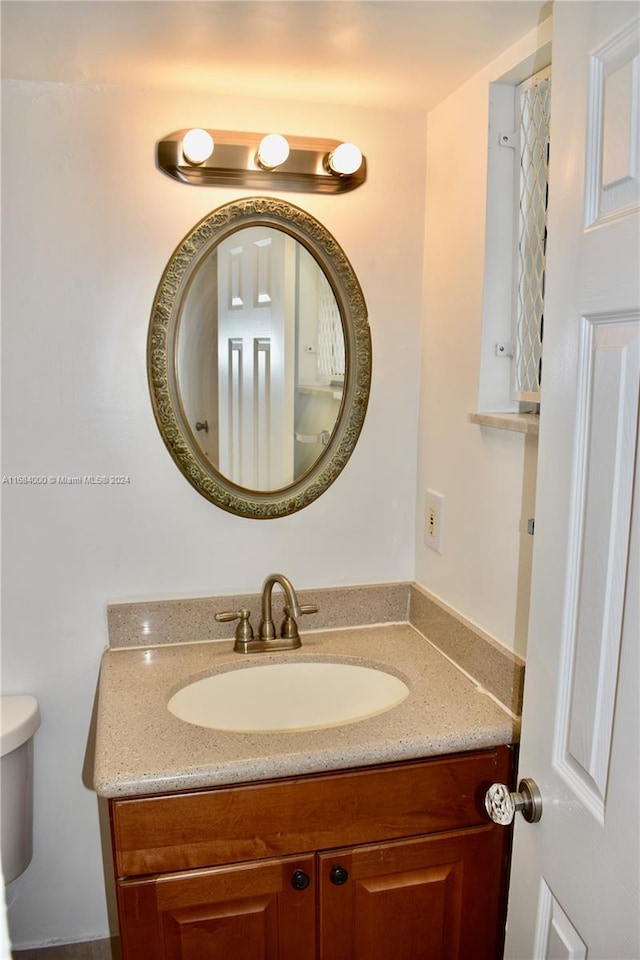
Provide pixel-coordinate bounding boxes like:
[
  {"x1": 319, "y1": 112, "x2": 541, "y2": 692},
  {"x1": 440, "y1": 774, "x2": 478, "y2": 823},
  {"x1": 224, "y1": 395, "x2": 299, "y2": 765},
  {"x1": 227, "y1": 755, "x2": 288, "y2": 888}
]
[{"x1": 424, "y1": 490, "x2": 445, "y2": 553}]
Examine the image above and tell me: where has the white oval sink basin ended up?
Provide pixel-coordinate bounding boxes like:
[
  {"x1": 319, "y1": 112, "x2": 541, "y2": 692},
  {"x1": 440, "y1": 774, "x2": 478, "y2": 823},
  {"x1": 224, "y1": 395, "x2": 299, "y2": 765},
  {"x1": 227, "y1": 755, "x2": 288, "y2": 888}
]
[{"x1": 168, "y1": 661, "x2": 409, "y2": 732}]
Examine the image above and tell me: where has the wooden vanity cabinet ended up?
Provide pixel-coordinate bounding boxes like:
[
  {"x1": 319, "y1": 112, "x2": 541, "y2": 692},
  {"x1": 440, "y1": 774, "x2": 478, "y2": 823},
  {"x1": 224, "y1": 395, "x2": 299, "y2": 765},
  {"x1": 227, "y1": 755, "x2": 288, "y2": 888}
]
[{"x1": 110, "y1": 746, "x2": 514, "y2": 960}]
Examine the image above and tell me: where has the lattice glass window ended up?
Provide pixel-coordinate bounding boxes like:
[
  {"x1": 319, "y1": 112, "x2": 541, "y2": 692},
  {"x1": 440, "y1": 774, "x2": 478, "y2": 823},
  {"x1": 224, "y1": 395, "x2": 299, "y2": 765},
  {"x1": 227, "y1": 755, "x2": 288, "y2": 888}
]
[
  {"x1": 317, "y1": 273, "x2": 345, "y2": 379},
  {"x1": 513, "y1": 66, "x2": 551, "y2": 403}
]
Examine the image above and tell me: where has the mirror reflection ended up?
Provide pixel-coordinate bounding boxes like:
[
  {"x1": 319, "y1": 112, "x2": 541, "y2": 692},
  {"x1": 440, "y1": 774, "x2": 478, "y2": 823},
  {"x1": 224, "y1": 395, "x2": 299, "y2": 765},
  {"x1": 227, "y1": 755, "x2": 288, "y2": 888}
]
[
  {"x1": 177, "y1": 227, "x2": 345, "y2": 491},
  {"x1": 148, "y1": 197, "x2": 370, "y2": 518}
]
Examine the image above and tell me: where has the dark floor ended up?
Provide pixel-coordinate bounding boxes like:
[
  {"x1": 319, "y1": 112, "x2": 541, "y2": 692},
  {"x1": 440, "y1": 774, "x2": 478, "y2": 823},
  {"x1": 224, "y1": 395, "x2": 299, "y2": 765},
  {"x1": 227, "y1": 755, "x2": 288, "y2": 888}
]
[{"x1": 12, "y1": 938, "x2": 119, "y2": 960}]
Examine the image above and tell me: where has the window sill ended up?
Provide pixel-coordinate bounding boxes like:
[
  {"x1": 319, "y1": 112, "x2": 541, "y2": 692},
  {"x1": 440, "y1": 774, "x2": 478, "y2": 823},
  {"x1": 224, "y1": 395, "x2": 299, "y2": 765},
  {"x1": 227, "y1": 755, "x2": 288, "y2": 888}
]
[{"x1": 468, "y1": 412, "x2": 539, "y2": 435}]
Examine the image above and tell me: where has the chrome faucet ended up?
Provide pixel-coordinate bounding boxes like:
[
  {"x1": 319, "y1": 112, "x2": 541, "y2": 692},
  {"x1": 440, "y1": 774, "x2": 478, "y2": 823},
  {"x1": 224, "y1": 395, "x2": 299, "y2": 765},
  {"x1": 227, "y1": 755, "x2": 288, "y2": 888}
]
[{"x1": 215, "y1": 573, "x2": 317, "y2": 654}]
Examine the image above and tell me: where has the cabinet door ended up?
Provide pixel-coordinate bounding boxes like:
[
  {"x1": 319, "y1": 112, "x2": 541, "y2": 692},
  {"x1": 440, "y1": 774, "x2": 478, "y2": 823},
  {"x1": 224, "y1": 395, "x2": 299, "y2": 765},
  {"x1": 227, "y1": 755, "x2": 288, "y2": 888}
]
[
  {"x1": 117, "y1": 854, "x2": 316, "y2": 960},
  {"x1": 318, "y1": 826, "x2": 508, "y2": 960}
]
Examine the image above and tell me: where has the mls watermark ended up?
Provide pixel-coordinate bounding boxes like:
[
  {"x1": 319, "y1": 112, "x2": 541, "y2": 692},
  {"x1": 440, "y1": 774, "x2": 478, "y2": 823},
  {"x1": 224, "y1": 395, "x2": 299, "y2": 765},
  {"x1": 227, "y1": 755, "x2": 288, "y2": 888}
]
[{"x1": 2, "y1": 475, "x2": 132, "y2": 486}]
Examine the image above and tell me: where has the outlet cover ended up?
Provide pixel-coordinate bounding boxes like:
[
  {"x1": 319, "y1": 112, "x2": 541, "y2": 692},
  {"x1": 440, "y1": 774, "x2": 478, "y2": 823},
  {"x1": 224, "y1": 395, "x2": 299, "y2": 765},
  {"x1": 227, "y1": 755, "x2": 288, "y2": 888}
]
[{"x1": 425, "y1": 489, "x2": 445, "y2": 553}]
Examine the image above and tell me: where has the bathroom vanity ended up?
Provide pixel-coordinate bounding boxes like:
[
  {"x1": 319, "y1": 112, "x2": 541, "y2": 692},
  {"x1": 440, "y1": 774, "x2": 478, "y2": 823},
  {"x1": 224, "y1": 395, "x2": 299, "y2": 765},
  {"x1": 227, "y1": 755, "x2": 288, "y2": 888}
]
[
  {"x1": 110, "y1": 748, "x2": 513, "y2": 959},
  {"x1": 94, "y1": 623, "x2": 518, "y2": 959}
]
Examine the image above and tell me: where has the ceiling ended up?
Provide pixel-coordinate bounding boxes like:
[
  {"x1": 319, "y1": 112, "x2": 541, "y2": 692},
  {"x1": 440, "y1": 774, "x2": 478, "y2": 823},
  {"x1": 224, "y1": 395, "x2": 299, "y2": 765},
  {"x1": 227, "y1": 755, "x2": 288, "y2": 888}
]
[{"x1": 1, "y1": 0, "x2": 550, "y2": 113}]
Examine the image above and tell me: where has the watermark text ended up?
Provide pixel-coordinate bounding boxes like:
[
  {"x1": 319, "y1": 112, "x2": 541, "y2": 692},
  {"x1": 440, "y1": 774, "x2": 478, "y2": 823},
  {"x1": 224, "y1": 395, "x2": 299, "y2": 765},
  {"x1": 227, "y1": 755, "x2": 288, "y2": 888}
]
[{"x1": 2, "y1": 475, "x2": 131, "y2": 486}]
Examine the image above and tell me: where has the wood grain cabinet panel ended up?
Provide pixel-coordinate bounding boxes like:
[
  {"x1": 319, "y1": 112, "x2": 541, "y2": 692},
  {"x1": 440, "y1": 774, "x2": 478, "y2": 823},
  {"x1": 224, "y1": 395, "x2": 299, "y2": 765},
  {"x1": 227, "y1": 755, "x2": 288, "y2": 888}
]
[
  {"x1": 110, "y1": 750, "x2": 509, "y2": 877},
  {"x1": 110, "y1": 747, "x2": 514, "y2": 960},
  {"x1": 318, "y1": 827, "x2": 507, "y2": 960},
  {"x1": 117, "y1": 854, "x2": 316, "y2": 960}
]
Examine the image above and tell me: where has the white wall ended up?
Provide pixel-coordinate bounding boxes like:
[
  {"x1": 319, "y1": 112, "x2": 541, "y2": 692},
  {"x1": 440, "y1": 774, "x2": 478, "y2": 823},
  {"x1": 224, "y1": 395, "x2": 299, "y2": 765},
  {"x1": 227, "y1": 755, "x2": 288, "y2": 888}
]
[
  {"x1": 415, "y1": 21, "x2": 550, "y2": 652},
  {"x1": 1, "y1": 81, "x2": 425, "y2": 946}
]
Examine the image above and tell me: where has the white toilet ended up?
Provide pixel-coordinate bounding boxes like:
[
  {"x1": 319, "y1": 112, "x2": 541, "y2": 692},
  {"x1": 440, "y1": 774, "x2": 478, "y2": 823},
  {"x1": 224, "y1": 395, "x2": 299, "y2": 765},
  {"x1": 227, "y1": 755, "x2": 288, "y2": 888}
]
[{"x1": 1, "y1": 695, "x2": 41, "y2": 883}]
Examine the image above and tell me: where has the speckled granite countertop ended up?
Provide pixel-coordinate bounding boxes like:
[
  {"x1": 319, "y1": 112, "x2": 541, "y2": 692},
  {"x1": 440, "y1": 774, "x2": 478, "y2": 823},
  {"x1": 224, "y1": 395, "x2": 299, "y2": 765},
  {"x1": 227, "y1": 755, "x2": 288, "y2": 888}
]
[{"x1": 93, "y1": 624, "x2": 518, "y2": 798}]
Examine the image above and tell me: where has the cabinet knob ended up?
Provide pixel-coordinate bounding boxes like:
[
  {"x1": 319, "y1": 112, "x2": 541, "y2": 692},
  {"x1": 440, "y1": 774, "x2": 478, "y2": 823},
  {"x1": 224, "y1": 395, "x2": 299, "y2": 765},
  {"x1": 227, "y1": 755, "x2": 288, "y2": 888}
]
[
  {"x1": 329, "y1": 865, "x2": 349, "y2": 885},
  {"x1": 291, "y1": 869, "x2": 311, "y2": 890}
]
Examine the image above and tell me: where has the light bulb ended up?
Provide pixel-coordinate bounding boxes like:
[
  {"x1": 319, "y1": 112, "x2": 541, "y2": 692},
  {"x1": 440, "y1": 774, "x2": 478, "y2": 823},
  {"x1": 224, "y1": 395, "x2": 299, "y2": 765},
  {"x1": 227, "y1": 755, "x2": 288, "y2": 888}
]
[
  {"x1": 256, "y1": 134, "x2": 290, "y2": 170},
  {"x1": 182, "y1": 129, "x2": 214, "y2": 165},
  {"x1": 327, "y1": 142, "x2": 363, "y2": 176}
]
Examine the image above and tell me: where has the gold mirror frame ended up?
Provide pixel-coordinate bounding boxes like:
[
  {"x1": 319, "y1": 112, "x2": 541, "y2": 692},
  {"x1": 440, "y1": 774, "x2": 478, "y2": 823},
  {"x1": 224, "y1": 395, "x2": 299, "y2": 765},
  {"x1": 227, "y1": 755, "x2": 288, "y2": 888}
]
[{"x1": 148, "y1": 197, "x2": 371, "y2": 518}]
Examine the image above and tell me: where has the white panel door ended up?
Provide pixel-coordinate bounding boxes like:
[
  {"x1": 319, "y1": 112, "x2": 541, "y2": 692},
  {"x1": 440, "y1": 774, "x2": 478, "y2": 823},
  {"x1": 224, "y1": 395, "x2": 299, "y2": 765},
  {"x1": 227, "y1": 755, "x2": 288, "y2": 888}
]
[
  {"x1": 217, "y1": 227, "x2": 295, "y2": 491},
  {"x1": 504, "y1": 4, "x2": 640, "y2": 959}
]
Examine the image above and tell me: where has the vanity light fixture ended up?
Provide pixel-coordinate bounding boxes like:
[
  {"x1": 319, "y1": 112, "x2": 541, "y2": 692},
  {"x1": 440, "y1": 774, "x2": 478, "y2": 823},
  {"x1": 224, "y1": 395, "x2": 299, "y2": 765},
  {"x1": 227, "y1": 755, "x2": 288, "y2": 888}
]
[
  {"x1": 182, "y1": 128, "x2": 214, "y2": 165},
  {"x1": 157, "y1": 129, "x2": 366, "y2": 193},
  {"x1": 256, "y1": 133, "x2": 290, "y2": 170},
  {"x1": 326, "y1": 142, "x2": 363, "y2": 176}
]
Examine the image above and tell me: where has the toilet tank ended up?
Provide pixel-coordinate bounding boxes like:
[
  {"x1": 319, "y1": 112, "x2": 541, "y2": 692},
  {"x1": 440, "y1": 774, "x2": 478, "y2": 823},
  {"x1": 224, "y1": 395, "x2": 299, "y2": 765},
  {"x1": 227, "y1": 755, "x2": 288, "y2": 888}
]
[{"x1": 1, "y1": 696, "x2": 41, "y2": 883}]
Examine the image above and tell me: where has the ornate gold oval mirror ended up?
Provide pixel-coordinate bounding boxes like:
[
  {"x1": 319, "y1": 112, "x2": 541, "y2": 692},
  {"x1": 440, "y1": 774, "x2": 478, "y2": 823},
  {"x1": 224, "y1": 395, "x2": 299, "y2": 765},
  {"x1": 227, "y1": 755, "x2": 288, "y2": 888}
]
[{"x1": 148, "y1": 197, "x2": 371, "y2": 518}]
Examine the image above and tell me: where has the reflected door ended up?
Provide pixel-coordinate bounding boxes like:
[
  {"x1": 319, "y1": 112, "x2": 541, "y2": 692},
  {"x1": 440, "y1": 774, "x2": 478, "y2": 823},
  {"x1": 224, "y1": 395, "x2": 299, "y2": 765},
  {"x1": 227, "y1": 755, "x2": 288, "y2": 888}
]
[{"x1": 217, "y1": 228, "x2": 296, "y2": 490}]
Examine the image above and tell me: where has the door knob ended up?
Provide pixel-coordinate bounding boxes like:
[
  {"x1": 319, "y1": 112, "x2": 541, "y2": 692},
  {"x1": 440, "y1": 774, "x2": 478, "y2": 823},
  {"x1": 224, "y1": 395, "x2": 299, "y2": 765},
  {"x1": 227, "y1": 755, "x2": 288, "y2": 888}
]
[{"x1": 485, "y1": 778, "x2": 543, "y2": 825}]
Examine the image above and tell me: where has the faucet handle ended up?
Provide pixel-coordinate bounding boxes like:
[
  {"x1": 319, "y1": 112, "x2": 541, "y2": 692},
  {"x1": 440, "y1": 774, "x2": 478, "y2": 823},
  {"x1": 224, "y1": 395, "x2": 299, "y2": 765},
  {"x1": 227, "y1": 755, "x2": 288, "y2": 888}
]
[
  {"x1": 215, "y1": 608, "x2": 254, "y2": 647},
  {"x1": 282, "y1": 603, "x2": 318, "y2": 621},
  {"x1": 299, "y1": 604, "x2": 318, "y2": 616},
  {"x1": 280, "y1": 603, "x2": 318, "y2": 643},
  {"x1": 282, "y1": 603, "x2": 318, "y2": 624}
]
